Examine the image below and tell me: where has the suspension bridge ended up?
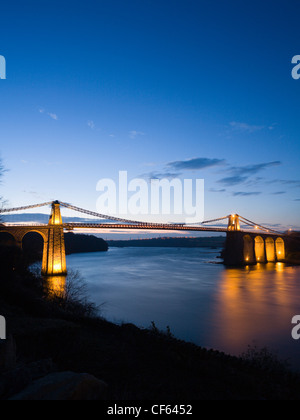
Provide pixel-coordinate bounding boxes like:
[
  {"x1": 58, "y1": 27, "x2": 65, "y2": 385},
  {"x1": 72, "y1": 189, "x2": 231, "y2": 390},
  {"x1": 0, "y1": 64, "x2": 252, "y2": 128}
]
[{"x1": 0, "y1": 201, "x2": 287, "y2": 276}]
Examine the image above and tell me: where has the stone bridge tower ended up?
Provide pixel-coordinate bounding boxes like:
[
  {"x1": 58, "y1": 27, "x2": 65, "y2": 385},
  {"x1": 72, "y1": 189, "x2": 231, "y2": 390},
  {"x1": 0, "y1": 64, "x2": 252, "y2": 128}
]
[
  {"x1": 228, "y1": 214, "x2": 240, "y2": 231},
  {"x1": 41, "y1": 201, "x2": 67, "y2": 276}
]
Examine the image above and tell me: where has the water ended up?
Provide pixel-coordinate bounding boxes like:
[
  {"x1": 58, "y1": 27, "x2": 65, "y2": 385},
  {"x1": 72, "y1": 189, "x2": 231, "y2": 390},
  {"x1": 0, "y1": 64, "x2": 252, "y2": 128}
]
[{"x1": 66, "y1": 247, "x2": 300, "y2": 369}]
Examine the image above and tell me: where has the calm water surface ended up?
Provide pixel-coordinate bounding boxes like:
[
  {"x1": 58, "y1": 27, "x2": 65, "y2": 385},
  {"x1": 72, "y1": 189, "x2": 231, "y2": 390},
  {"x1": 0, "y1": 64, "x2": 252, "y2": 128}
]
[{"x1": 66, "y1": 247, "x2": 300, "y2": 369}]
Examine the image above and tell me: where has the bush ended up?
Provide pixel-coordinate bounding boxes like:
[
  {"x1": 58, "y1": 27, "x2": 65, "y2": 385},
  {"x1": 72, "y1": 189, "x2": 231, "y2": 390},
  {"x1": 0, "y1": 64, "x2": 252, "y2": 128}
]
[
  {"x1": 241, "y1": 345, "x2": 290, "y2": 374},
  {"x1": 42, "y1": 270, "x2": 100, "y2": 319}
]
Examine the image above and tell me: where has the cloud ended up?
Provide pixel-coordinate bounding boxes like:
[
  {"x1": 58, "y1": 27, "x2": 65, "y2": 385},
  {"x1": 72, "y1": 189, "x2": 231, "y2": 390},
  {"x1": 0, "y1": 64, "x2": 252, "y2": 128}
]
[
  {"x1": 218, "y1": 161, "x2": 281, "y2": 186},
  {"x1": 130, "y1": 131, "x2": 145, "y2": 139},
  {"x1": 230, "y1": 121, "x2": 268, "y2": 133},
  {"x1": 267, "y1": 179, "x2": 300, "y2": 188},
  {"x1": 87, "y1": 120, "x2": 95, "y2": 130},
  {"x1": 209, "y1": 188, "x2": 226, "y2": 193},
  {"x1": 229, "y1": 161, "x2": 281, "y2": 177},
  {"x1": 141, "y1": 171, "x2": 182, "y2": 180},
  {"x1": 22, "y1": 190, "x2": 41, "y2": 198},
  {"x1": 167, "y1": 158, "x2": 226, "y2": 171},
  {"x1": 48, "y1": 113, "x2": 58, "y2": 120},
  {"x1": 232, "y1": 191, "x2": 261, "y2": 197},
  {"x1": 271, "y1": 191, "x2": 286, "y2": 195},
  {"x1": 218, "y1": 176, "x2": 248, "y2": 186},
  {"x1": 39, "y1": 108, "x2": 58, "y2": 120},
  {"x1": 140, "y1": 157, "x2": 226, "y2": 181}
]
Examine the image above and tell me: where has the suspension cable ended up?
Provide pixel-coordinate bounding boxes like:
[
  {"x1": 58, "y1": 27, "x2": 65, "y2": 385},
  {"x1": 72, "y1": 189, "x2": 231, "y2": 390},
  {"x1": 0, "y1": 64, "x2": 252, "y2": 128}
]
[
  {"x1": 0, "y1": 202, "x2": 53, "y2": 213},
  {"x1": 201, "y1": 215, "x2": 230, "y2": 225},
  {"x1": 239, "y1": 215, "x2": 283, "y2": 235},
  {"x1": 59, "y1": 202, "x2": 171, "y2": 226}
]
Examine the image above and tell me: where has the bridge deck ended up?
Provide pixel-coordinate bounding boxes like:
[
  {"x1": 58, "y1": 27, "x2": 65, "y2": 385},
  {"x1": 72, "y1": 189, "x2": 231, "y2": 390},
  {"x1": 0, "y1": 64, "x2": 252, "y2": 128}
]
[{"x1": 0, "y1": 223, "x2": 283, "y2": 236}]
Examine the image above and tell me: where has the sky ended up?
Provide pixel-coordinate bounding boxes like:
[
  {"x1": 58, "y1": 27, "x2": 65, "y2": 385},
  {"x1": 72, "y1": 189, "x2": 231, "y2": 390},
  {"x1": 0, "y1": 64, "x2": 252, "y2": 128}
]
[{"x1": 0, "y1": 0, "x2": 300, "y2": 235}]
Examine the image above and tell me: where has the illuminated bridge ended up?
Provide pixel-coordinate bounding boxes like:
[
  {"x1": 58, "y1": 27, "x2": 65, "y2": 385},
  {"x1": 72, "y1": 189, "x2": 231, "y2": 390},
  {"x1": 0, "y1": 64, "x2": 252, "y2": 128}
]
[{"x1": 0, "y1": 201, "x2": 287, "y2": 276}]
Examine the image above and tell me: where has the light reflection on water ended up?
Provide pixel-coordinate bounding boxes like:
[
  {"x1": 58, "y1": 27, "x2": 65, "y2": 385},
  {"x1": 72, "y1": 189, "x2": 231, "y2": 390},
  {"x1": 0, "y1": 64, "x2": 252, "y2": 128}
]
[
  {"x1": 210, "y1": 263, "x2": 300, "y2": 364},
  {"x1": 66, "y1": 248, "x2": 300, "y2": 369}
]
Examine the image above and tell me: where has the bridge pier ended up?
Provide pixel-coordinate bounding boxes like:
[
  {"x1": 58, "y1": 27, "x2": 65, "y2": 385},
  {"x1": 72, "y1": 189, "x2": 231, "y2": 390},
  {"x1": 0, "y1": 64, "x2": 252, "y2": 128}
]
[
  {"x1": 42, "y1": 227, "x2": 67, "y2": 276},
  {"x1": 223, "y1": 232, "x2": 245, "y2": 266},
  {"x1": 223, "y1": 231, "x2": 286, "y2": 266},
  {"x1": 42, "y1": 202, "x2": 67, "y2": 276}
]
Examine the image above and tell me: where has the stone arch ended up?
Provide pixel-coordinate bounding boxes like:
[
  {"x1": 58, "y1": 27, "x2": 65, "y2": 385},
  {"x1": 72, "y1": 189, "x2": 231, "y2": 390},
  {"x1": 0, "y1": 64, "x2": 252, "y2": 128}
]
[
  {"x1": 22, "y1": 231, "x2": 45, "y2": 261},
  {"x1": 18, "y1": 229, "x2": 48, "y2": 244},
  {"x1": 243, "y1": 235, "x2": 254, "y2": 264},
  {"x1": 255, "y1": 236, "x2": 266, "y2": 263},
  {"x1": 265, "y1": 237, "x2": 276, "y2": 262},
  {"x1": 0, "y1": 231, "x2": 18, "y2": 247},
  {"x1": 276, "y1": 238, "x2": 285, "y2": 261}
]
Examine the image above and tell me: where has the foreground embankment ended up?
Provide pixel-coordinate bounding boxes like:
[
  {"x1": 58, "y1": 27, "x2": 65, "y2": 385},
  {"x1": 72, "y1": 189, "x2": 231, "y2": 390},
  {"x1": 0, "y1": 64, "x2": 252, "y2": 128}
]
[{"x1": 1, "y1": 266, "x2": 300, "y2": 400}]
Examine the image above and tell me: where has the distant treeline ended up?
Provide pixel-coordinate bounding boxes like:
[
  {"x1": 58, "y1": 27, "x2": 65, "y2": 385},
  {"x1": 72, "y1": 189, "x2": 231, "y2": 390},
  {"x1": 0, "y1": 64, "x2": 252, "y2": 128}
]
[
  {"x1": 64, "y1": 233, "x2": 108, "y2": 254},
  {"x1": 108, "y1": 236, "x2": 226, "y2": 248},
  {"x1": 0, "y1": 232, "x2": 108, "y2": 264}
]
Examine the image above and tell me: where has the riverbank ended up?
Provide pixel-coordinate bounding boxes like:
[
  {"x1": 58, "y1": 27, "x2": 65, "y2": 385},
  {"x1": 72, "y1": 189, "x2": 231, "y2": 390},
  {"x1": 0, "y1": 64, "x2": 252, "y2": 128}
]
[
  {"x1": 1, "y1": 267, "x2": 300, "y2": 400},
  {"x1": 108, "y1": 236, "x2": 225, "y2": 248}
]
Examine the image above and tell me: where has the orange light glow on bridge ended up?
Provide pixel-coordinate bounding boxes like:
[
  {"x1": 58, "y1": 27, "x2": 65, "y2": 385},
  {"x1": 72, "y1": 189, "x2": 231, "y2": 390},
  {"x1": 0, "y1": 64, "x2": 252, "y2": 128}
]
[{"x1": 0, "y1": 201, "x2": 287, "y2": 274}]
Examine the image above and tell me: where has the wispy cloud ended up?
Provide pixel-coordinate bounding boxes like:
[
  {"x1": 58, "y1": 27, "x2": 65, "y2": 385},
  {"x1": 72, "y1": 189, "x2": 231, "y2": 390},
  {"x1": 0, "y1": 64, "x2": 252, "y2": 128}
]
[
  {"x1": 209, "y1": 188, "x2": 226, "y2": 193},
  {"x1": 229, "y1": 161, "x2": 281, "y2": 177},
  {"x1": 87, "y1": 120, "x2": 95, "y2": 130},
  {"x1": 130, "y1": 130, "x2": 145, "y2": 139},
  {"x1": 39, "y1": 108, "x2": 58, "y2": 121},
  {"x1": 140, "y1": 157, "x2": 226, "y2": 181},
  {"x1": 48, "y1": 113, "x2": 58, "y2": 120},
  {"x1": 229, "y1": 121, "x2": 273, "y2": 133},
  {"x1": 267, "y1": 179, "x2": 300, "y2": 188},
  {"x1": 218, "y1": 176, "x2": 248, "y2": 186},
  {"x1": 167, "y1": 157, "x2": 226, "y2": 171},
  {"x1": 245, "y1": 177, "x2": 265, "y2": 185},
  {"x1": 218, "y1": 161, "x2": 281, "y2": 186},
  {"x1": 141, "y1": 171, "x2": 182, "y2": 181},
  {"x1": 22, "y1": 190, "x2": 42, "y2": 199},
  {"x1": 232, "y1": 191, "x2": 261, "y2": 197}
]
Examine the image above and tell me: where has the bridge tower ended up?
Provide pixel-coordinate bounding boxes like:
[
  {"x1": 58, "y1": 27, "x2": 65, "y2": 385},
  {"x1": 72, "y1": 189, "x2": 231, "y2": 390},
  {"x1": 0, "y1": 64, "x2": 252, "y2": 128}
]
[
  {"x1": 228, "y1": 214, "x2": 240, "y2": 231},
  {"x1": 41, "y1": 201, "x2": 67, "y2": 276}
]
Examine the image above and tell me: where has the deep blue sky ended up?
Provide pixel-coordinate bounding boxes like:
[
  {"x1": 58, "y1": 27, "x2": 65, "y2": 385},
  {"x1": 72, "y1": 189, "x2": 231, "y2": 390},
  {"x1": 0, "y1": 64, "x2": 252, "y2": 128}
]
[{"x1": 0, "y1": 0, "x2": 300, "y2": 230}]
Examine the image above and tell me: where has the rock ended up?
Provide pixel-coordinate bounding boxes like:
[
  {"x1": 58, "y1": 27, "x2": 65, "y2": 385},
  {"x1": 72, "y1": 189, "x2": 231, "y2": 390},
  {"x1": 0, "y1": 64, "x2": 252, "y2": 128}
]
[
  {"x1": 0, "y1": 359, "x2": 56, "y2": 400},
  {"x1": 10, "y1": 372, "x2": 108, "y2": 401}
]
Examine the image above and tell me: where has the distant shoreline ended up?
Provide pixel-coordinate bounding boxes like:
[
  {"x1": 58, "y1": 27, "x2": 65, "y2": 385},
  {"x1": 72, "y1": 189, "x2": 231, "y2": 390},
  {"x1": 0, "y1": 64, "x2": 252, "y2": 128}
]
[{"x1": 108, "y1": 236, "x2": 226, "y2": 248}]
